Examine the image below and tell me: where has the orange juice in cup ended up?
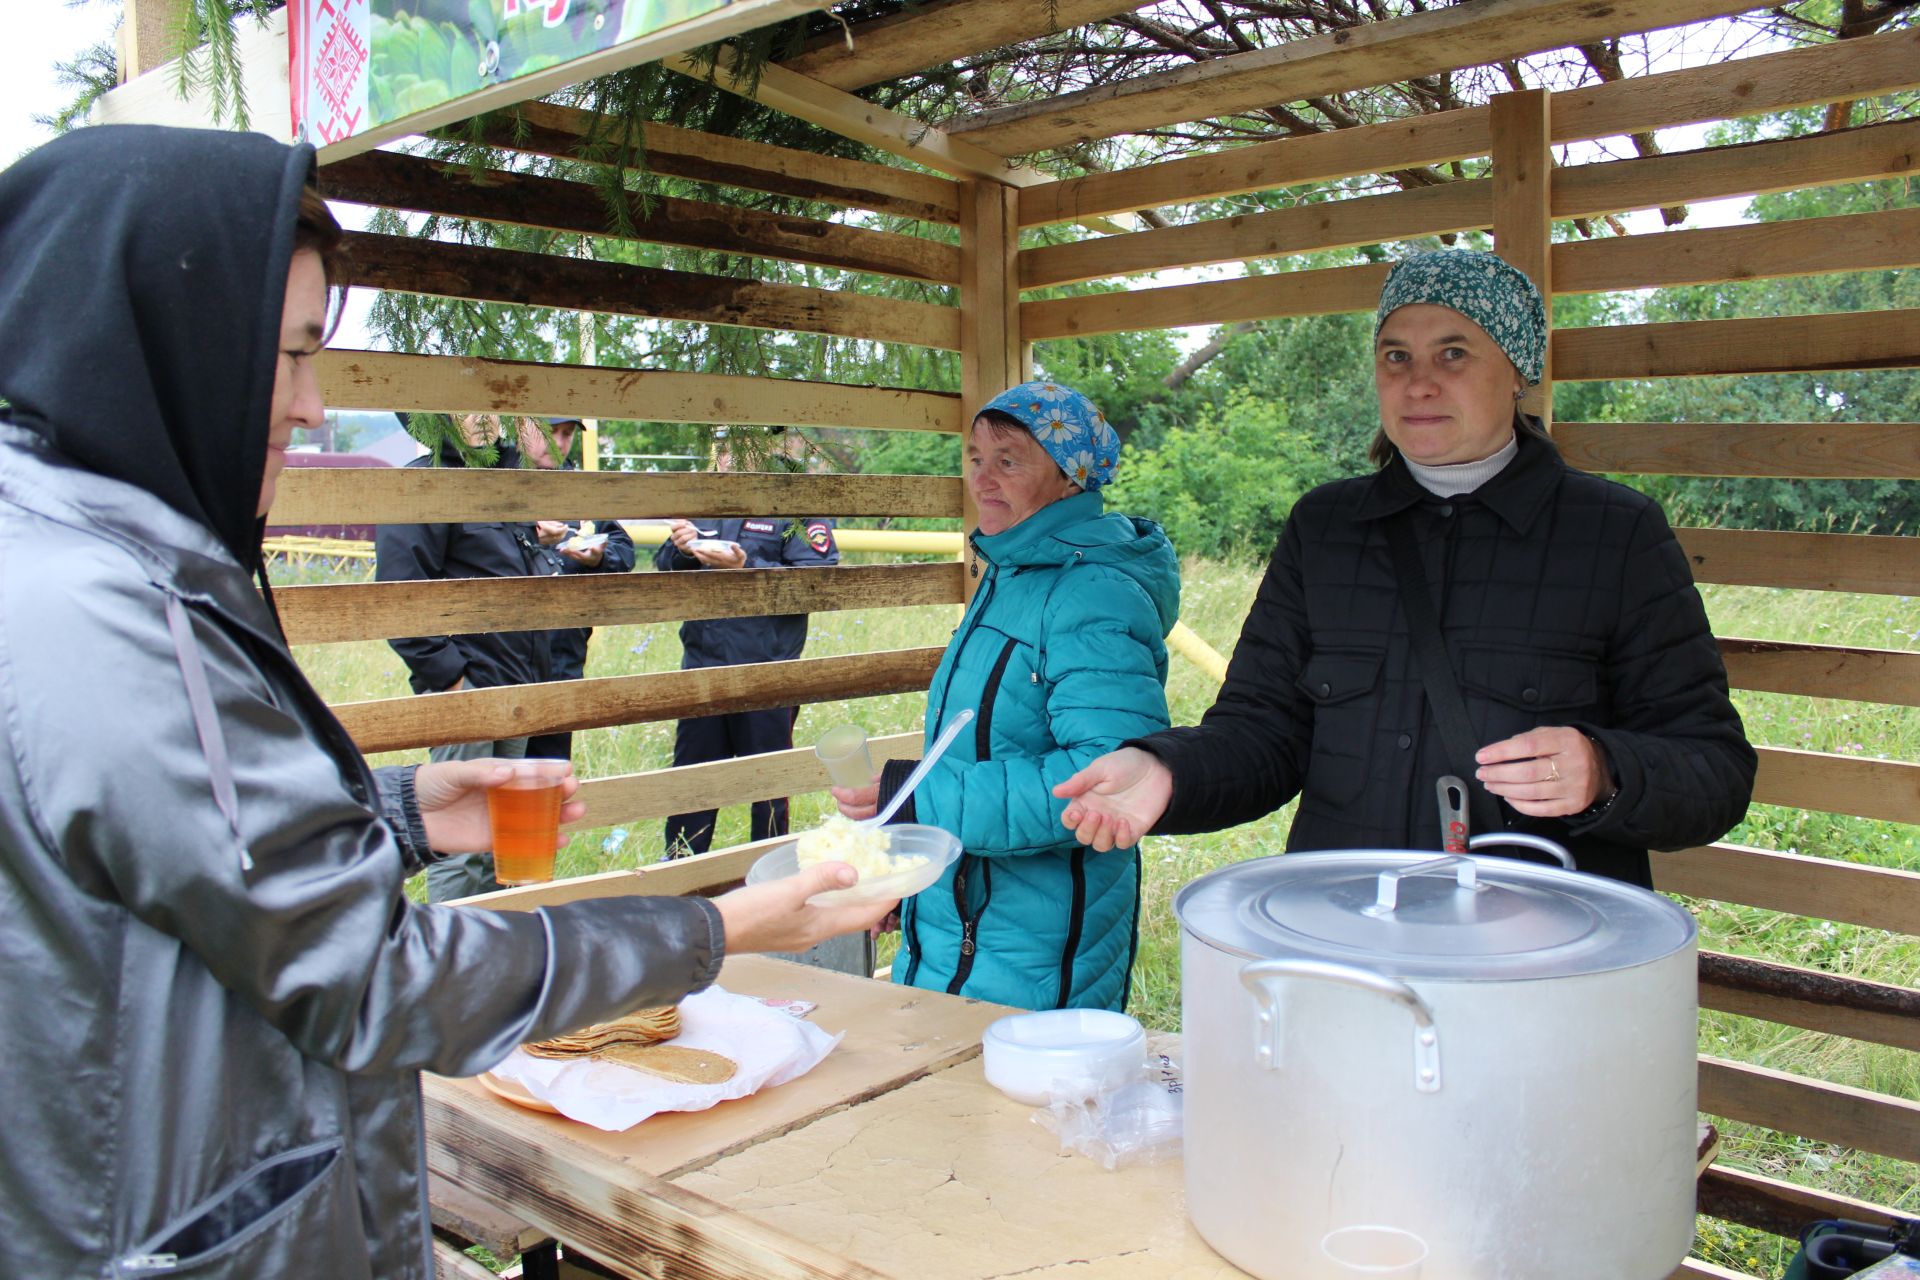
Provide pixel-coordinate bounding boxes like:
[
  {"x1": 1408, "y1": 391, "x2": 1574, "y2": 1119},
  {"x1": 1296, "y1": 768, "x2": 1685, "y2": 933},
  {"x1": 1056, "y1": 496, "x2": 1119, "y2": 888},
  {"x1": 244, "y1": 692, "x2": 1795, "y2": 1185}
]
[{"x1": 488, "y1": 761, "x2": 567, "y2": 885}]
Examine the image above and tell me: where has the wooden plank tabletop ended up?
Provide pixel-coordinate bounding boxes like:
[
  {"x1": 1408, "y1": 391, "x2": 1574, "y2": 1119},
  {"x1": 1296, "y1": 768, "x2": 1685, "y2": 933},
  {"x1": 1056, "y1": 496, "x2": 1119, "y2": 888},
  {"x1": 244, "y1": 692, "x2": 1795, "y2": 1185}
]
[
  {"x1": 673, "y1": 1053, "x2": 1246, "y2": 1279},
  {"x1": 426, "y1": 954, "x2": 1009, "y2": 1182}
]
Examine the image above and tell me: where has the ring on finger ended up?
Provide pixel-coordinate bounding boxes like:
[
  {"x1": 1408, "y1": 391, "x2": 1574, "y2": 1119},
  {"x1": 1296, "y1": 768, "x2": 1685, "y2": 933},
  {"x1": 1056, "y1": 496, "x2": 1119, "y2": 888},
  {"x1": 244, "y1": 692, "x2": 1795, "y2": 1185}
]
[{"x1": 1545, "y1": 758, "x2": 1562, "y2": 783}]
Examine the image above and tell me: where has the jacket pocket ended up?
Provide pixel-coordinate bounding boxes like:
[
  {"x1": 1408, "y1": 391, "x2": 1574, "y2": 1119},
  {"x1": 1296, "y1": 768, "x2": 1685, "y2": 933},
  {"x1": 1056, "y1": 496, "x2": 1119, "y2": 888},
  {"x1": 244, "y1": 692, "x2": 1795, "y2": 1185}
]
[
  {"x1": 1459, "y1": 644, "x2": 1600, "y2": 715},
  {"x1": 112, "y1": 1139, "x2": 364, "y2": 1279},
  {"x1": 1297, "y1": 649, "x2": 1385, "y2": 807}
]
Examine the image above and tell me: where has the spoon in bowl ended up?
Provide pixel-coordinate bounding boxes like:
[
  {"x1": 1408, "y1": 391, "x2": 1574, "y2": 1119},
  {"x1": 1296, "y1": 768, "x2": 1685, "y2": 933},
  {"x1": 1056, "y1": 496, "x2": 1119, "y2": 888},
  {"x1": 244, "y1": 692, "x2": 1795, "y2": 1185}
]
[{"x1": 866, "y1": 709, "x2": 973, "y2": 828}]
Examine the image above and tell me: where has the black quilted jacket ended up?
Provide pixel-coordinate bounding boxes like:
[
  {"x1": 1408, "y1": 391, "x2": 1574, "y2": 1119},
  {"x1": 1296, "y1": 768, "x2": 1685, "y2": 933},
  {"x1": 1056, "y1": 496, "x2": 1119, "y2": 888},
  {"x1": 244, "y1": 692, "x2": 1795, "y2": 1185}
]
[{"x1": 1139, "y1": 431, "x2": 1756, "y2": 885}]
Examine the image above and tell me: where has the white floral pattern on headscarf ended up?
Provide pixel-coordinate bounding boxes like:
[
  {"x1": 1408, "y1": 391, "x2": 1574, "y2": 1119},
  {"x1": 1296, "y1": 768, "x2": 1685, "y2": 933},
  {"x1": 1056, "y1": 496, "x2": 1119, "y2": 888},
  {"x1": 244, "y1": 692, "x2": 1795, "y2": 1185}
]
[
  {"x1": 978, "y1": 380, "x2": 1120, "y2": 491},
  {"x1": 1375, "y1": 250, "x2": 1547, "y2": 385}
]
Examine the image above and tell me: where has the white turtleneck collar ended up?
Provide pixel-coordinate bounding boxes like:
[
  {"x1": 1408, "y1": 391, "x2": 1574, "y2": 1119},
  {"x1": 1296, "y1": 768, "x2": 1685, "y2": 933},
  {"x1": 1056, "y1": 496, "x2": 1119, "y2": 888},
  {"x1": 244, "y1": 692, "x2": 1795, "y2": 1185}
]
[{"x1": 1403, "y1": 431, "x2": 1520, "y2": 497}]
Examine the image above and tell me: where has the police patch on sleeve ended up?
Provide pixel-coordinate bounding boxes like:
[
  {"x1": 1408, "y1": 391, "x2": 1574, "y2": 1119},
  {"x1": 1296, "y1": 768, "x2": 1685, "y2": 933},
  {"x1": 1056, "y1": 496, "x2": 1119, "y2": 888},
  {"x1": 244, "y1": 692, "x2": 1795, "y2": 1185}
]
[{"x1": 806, "y1": 521, "x2": 834, "y2": 554}]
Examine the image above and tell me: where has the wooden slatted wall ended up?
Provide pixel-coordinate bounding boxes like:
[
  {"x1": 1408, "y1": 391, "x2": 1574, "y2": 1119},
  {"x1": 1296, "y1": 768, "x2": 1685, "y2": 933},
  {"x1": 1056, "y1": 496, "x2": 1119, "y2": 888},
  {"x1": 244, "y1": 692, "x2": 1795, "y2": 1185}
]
[{"x1": 284, "y1": 128, "x2": 985, "y2": 831}]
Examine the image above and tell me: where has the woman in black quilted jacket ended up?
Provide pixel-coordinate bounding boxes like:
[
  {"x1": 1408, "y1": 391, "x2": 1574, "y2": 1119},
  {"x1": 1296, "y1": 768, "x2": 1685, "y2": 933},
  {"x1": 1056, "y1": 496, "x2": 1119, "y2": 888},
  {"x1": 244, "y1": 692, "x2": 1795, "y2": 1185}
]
[{"x1": 1055, "y1": 250, "x2": 1755, "y2": 886}]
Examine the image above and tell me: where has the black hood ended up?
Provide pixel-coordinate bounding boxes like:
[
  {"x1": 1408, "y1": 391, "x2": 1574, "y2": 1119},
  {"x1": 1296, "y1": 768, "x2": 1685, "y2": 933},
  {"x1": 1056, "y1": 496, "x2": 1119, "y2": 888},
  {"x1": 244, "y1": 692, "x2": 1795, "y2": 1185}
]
[{"x1": 0, "y1": 125, "x2": 316, "y2": 568}]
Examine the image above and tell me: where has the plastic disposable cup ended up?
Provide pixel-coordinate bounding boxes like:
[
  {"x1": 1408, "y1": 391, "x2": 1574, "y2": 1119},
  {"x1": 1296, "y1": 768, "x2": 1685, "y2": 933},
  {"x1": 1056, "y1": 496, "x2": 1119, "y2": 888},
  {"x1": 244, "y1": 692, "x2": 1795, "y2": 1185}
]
[
  {"x1": 488, "y1": 760, "x2": 568, "y2": 885},
  {"x1": 815, "y1": 724, "x2": 876, "y2": 789},
  {"x1": 1319, "y1": 1226, "x2": 1426, "y2": 1278}
]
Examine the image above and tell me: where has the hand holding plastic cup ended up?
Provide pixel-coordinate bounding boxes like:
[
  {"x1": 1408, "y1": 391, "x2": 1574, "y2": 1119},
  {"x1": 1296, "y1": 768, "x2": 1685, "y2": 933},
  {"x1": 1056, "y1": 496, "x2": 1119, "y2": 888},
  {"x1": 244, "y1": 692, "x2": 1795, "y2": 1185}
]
[
  {"x1": 487, "y1": 759, "x2": 570, "y2": 885},
  {"x1": 815, "y1": 724, "x2": 876, "y2": 789}
]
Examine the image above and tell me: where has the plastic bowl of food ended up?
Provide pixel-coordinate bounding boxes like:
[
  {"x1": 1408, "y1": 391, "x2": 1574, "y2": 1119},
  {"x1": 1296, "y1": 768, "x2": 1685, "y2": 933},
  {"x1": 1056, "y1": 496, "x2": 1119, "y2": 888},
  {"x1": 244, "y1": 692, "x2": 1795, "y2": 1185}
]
[
  {"x1": 982, "y1": 1009, "x2": 1147, "y2": 1106},
  {"x1": 747, "y1": 822, "x2": 962, "y2": 907}
]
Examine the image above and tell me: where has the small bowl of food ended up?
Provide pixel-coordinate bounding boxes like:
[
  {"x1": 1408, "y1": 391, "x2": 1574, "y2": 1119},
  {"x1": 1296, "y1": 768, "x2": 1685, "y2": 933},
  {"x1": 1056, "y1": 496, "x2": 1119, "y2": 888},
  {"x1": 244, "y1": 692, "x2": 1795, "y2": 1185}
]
[{"x1": 748, "y1": 818, "x2": 961, "y2": 907}]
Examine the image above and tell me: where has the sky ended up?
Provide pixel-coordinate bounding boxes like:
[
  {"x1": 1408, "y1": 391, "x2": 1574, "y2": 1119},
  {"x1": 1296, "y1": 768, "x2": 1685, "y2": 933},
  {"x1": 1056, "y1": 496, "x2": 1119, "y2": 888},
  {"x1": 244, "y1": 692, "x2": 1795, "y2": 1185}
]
[{"x1": 4, "y1": 3, "x2": 119, "y2": 167}]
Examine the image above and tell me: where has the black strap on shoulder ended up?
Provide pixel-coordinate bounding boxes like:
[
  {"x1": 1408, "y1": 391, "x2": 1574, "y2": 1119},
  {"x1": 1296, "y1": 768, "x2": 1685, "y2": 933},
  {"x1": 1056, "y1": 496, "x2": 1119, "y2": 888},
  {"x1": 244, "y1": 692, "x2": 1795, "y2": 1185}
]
[{"x1": 1383, "y1": 509, "x2": 1505, "y2": 837}]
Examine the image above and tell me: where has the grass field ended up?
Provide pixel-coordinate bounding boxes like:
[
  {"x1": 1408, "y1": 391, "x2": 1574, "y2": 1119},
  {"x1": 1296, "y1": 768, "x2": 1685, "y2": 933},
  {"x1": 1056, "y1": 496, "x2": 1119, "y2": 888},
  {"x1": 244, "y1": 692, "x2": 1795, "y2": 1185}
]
[{"x1": 283, "y1": 554, "x2": 1917, "y2": 1275}]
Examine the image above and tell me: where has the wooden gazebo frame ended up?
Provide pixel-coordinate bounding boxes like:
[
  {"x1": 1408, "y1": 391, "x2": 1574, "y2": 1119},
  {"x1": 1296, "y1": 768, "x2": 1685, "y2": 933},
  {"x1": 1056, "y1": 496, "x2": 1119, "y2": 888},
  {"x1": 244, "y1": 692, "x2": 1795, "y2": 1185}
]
[{"x1": 99, "y1": 3, "x2": 1918, "y2": 1273}]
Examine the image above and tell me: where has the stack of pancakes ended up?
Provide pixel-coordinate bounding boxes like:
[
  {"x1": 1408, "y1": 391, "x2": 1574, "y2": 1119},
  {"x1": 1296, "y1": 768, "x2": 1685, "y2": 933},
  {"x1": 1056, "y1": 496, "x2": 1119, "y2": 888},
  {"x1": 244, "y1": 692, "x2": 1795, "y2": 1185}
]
[{"x1": 523, "y1": 1006, "x2": 735, "y2": 1084}]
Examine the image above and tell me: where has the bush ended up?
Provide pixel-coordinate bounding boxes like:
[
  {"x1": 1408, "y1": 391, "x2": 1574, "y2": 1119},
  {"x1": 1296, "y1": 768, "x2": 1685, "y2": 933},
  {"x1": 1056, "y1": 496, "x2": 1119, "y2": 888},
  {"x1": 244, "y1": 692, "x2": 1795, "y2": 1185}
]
[{"x1": 1106, "y1": 389, "x2": 1347, "y2": 561}]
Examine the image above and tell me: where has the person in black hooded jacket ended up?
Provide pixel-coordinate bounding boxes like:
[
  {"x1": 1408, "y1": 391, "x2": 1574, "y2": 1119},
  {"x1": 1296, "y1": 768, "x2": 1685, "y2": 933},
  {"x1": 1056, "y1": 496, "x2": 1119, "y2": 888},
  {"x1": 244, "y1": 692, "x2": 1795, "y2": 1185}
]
[
  {"x1": 0, "y1": 124, "x2": 893, "y2": 1280},
  {"x1": 1057, "y1": 252, "x2": 1755, "y2": 886}
]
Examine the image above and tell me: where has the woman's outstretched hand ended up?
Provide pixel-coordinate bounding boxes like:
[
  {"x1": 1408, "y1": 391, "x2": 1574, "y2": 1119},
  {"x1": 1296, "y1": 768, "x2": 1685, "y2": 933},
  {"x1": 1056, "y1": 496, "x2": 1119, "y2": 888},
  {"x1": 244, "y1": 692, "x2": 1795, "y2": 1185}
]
[
  {"x1": 1053, "y1": 747, "x2": 1173, "y2": 852},
  {"x1": 414, "y1": 759, "x2": 585, "y2": 854},
  {"x1": 1476, "y1": 727, "x2": 1613, "y2": 818},
  {"x1": 715, "y1": 863, "x2": 898, "y2": 955}
]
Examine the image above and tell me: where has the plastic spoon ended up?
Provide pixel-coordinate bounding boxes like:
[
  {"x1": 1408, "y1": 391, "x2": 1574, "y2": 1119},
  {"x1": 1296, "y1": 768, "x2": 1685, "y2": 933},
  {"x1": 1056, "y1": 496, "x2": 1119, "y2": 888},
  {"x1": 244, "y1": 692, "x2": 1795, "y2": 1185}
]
[{"x1": 867, "y1": 709, "x2": 973, "y2": 828}]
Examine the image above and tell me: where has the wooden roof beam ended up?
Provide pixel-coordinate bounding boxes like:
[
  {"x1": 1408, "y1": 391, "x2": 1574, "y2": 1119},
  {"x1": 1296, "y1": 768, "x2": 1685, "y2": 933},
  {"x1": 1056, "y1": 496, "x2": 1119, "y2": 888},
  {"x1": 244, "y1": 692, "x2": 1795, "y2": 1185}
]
[
  {"x1": 948, "y1": 0, "x2": 1770, "y2": 158},
  {"x1": 467, "y1": 101, "x2": 963, "y2": 224},
  {"x1": 661, "y1": 45, "x2": 1136, "y2": 236},
  {"x1": 664, "y1": 45, "x2": 1029, "y2": 184},
  {"x1": 778, "y1": 0, "x2": 1155, "y2": 91},
  {"x1": 1018, "y1": 23, "x2": 1920, "y2": 226}
]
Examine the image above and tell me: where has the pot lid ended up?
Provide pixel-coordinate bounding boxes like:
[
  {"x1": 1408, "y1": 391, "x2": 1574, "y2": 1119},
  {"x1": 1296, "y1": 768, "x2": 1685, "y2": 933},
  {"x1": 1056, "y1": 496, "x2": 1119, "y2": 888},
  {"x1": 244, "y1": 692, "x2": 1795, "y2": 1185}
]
[{"x1": 1174, "y1": 851, "x2": 1695, "y2": 981}]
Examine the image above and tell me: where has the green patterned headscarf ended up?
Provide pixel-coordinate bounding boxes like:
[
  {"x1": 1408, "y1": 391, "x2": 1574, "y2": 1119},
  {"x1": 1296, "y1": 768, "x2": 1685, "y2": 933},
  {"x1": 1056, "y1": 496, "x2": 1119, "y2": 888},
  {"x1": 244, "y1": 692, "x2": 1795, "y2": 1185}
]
[{"x1": 1375, "y1": 251, "x2": 1547, "y2": 385}]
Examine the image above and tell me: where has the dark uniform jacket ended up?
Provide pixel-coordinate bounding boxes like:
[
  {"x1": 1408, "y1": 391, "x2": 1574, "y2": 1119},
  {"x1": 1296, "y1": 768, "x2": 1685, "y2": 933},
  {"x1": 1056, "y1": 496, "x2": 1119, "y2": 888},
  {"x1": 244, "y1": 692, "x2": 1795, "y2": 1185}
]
[
  {"x1": 375, "y1": 440, "x2": 555, "y2": 695},
  {"x1": 1138, "y1": 431, "x2": 1756, "y2": 886},
  {"x1": 540, "y1": 507, "x2": 637, "y2": 681},
  {"x1": 653, "y1": 516, "x2": 839, "y2": 668}
]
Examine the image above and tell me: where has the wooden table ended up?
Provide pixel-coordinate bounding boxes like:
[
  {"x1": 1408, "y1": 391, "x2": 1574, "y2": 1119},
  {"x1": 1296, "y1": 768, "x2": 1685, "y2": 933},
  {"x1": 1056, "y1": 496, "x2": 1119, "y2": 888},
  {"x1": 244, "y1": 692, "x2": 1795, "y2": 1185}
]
[
  {"x1": 424, "y1": 954, "x2": 1013, "y2": 1278},
  {"x1": 426, "y1": 957, "x2": 1729, "y2": 1280}
]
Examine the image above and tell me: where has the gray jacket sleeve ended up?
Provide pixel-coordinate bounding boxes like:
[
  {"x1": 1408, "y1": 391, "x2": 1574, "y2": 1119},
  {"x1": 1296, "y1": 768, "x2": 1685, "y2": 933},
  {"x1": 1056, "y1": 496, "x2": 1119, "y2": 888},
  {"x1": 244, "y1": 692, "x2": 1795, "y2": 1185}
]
[
  {"x1": 9, "y1": 566, "x2": 726, "y2": 1078},
  {"x1": 372, "y1": 765, "x2": 433, "y2": 874}
]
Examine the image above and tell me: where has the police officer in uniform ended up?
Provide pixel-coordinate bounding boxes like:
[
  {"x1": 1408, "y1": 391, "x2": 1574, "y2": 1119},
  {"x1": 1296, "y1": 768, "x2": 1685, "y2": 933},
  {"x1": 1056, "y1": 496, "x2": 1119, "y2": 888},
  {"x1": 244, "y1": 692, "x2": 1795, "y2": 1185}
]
[
  {"x1": 654, "y1": 492, "x2": 839, "y2": 856},
  {"x1": 523, "y1": 415, "x2": 637, "y2": 764}
]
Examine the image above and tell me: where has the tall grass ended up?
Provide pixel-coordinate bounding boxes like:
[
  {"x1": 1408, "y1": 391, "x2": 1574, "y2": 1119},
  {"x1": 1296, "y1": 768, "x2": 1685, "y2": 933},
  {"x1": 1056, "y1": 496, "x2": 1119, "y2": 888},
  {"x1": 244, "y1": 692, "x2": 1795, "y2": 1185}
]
[{"x1": 282, "y1": 555, "x2": 1917, "y2": 1274}]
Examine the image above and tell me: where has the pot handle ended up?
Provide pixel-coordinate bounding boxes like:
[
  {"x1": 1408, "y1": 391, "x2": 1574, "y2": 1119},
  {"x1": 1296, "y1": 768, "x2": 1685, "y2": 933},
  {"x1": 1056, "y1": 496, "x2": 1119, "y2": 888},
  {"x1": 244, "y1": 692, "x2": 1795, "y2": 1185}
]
[
  {"x1": 1362, "y1": 853, "x2": 1477, "y2": 916},
  {"x1": 1363, "y1": 837, "x2": 1577, "y2": 917},
  {"x1": 1239, "y1": 959, "x2": 1441, "y2": 1094},
  {"x1": 1466, "y1": 832, "x2": 1576, "y2": 868}
]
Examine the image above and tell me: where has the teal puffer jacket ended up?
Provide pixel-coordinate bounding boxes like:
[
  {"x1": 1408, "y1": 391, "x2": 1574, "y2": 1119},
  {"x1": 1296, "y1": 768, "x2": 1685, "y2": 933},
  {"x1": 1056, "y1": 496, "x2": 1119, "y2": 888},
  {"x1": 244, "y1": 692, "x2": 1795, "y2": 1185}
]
[{"x1": 894, "y1": 491, "x2": 1180, "y2": 1011}]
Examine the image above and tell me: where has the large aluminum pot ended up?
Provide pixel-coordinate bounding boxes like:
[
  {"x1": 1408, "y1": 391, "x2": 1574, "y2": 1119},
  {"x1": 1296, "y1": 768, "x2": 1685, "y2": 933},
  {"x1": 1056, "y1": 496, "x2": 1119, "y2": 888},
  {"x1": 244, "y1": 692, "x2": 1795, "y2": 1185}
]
[{"x1": 1175, "y1": 837, "x2": 1697, "y2": 1280}]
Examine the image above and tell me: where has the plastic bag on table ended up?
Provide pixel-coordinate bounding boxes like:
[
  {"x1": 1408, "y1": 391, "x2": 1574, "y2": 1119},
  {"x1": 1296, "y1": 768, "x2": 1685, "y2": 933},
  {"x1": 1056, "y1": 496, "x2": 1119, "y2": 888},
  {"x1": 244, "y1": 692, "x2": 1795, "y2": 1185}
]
[{"x1": 1031, "y1": 1032, "x2": 1184, "y2": 1171}]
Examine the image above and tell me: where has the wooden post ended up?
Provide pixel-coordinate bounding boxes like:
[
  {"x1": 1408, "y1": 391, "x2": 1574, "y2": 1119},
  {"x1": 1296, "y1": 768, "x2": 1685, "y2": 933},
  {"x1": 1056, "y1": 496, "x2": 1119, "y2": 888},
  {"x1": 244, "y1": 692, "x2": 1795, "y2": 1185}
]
[
  {"x1": 957, "y1": 178, "x2": 1026, "y2": 600},
  {"x1": 120, "y1": 0, "x2": 189, "y2": 83},
  {"x1": 1491, "y1": 88, "x2": 1555, "y2": 427}
]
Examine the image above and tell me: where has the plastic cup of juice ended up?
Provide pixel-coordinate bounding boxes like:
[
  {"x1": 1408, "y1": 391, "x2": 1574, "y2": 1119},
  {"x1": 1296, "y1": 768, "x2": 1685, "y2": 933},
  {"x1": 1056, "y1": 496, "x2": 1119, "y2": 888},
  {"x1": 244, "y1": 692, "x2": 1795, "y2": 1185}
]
[
  {"x1": 488, "y1": 760, "x2": 568, "y2": 885},
  {"x1": 815, "y1": 724, "x2": 876, "y2": 789}
]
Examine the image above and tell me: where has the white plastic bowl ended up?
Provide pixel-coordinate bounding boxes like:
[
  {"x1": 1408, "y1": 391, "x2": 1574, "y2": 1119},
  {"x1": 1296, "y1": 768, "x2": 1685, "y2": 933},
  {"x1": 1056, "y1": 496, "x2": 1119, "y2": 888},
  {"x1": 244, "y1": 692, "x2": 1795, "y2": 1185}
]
[
  {"x1": 747, "y1": 822, "x2": 962, "y2": 907},
  {"x1": 982, "y1": 1009, "x2": 1147, "y2": 1106}
]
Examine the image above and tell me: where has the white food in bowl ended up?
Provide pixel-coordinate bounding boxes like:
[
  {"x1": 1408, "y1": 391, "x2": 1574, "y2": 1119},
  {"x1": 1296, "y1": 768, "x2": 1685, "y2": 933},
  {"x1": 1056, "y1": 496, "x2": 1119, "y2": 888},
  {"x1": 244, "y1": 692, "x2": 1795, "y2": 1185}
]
[
  {"x1": 795, "y1": 814, "x2": 927, "y2": 881},
  {"x1": 747, "y1": 823, "x2": 962, "y2": 907}
]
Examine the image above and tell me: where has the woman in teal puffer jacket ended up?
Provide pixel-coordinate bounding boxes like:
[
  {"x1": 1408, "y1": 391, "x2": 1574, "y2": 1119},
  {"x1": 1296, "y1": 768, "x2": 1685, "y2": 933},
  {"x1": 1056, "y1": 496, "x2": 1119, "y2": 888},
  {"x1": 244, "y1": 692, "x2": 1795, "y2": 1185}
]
[{"x1": 834, "y1": 382, "x2": 1180, "y2": 1011}]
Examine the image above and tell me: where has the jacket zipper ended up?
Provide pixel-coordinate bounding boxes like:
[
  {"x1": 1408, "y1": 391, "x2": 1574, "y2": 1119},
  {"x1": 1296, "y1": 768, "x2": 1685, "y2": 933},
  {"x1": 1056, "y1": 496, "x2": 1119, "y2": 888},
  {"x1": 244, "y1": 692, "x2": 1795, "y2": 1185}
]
[
  {"x1": 944, "y1": 632, "x2": 1021, "y2": 996},
  {"x1": 946, "y1": 859, "x2": 993, "y2": 994},
  {"x1": 1121, "y1": 847, "x2": 1143, "y2": 1010},
  {"x1": 1054, "y1": 847, "x2": 1088, "y2": 1008}
]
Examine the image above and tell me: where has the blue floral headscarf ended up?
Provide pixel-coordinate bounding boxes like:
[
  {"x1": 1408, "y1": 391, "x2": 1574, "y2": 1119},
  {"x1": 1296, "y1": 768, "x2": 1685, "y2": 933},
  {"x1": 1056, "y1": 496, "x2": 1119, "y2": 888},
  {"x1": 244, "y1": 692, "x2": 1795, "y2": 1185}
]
[
  {"x1": 1375, "y1": 251, "x2": 1547, "y2": 385},
  {"x1": 977, "y1": 380, "x2": 1121, "y2": 491}
]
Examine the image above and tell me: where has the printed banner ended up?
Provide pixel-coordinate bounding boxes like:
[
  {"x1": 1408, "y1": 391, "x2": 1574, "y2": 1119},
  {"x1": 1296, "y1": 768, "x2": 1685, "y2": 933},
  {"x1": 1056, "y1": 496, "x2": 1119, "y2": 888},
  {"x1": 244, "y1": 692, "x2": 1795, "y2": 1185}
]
[{"x1": 290, "y1": 0, "x2": 769, "y2": 149}]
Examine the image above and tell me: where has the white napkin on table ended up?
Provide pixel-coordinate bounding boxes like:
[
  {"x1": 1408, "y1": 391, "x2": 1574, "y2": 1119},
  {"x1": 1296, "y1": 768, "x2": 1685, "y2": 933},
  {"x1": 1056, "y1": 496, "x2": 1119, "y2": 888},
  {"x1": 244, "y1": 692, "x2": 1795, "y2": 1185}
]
[{"x1": 486, "y1": 985, "x2": 841, "y2": 1132}]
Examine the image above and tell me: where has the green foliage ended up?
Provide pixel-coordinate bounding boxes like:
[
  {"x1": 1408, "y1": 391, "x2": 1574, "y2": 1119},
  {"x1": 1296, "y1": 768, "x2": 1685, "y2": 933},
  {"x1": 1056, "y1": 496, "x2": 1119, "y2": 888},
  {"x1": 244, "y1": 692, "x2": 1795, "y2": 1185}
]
[
  {"x1": 171, "y1": 0, "x2": 283, "y2": 131},
  {"x1": 35, "y1": 39, "x2": 119, "y2": 137},
  {"x1": 1104, "y1": 388, "x2": 1347, "y2": 560}
]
